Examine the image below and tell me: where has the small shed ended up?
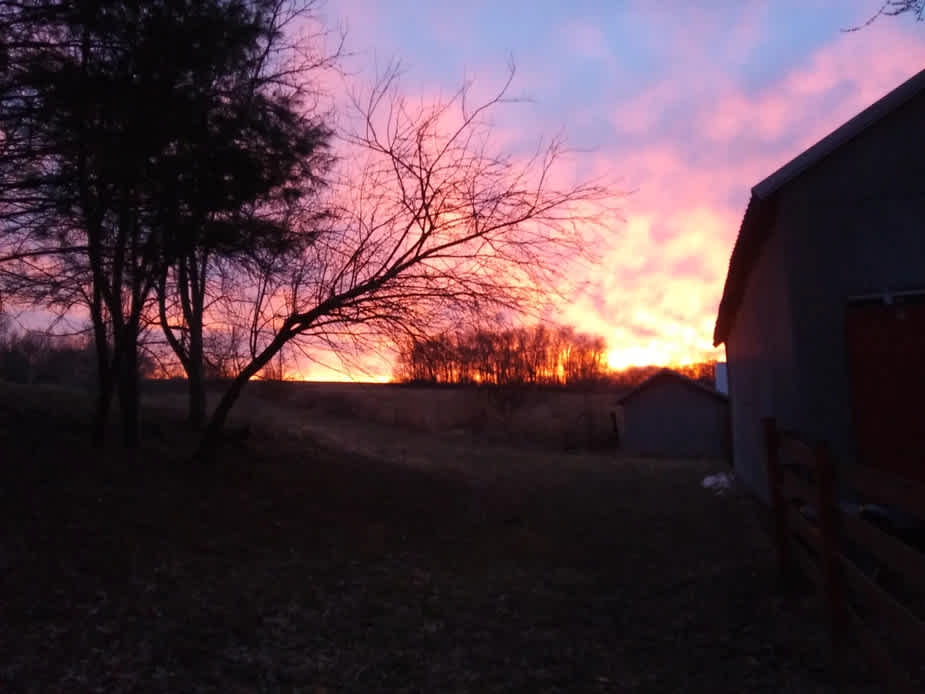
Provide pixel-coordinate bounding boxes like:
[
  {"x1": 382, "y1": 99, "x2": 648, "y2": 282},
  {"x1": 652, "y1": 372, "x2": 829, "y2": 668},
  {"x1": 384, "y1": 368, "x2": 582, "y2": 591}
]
[{"x1": 617, "y1": 369, "x2": 730, "y2": 459}]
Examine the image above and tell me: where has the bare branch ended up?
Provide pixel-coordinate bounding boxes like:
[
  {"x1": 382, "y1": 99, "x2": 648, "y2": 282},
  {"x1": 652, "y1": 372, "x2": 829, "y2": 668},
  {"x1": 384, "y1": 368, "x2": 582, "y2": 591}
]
[{"x1": 199, "y1": 64, "x2": 624, "y2": 448}]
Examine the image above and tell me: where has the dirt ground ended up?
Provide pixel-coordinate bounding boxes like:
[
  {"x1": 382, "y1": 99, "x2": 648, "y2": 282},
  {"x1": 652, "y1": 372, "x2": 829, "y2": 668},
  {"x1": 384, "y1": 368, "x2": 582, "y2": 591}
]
[{"x1": 0, "y1": 383, "x2": 879, "y2": 692}]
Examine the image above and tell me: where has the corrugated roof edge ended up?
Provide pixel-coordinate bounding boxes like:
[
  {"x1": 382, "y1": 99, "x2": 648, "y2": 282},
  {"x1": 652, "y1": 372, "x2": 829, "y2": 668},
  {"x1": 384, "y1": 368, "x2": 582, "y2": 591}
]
[
  {"x1": 712, "y1": 193, "x2": 779, "y2": 346},
  {"x1": 712, "y1": 67, "x2": 925, "y2": 347}
]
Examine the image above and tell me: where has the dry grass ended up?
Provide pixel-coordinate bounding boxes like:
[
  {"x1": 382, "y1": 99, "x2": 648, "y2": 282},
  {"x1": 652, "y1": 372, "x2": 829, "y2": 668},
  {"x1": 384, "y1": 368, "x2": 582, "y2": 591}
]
[
  {"x1": 232, "y1": 381, "x2": 623, "y2": 450},
  {"x1": 0, "y1": 381, "x2": 879, "y2": 693}
]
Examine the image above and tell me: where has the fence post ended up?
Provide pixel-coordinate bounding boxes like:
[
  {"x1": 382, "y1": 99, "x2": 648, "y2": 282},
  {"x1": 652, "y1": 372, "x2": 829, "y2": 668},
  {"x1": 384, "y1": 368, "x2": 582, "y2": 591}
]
[
  {"x1": 814, "y1": 443, "x2": 847, "y2": 649},
  {"x1": 763, "y1": 417, "x2": 794, "y2": 590}
]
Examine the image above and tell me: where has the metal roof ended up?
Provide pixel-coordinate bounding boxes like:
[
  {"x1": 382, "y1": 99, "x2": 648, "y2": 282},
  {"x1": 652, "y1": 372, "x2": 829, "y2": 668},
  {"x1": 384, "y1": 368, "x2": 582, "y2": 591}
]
[{"x1": 616, "y1": 368, "x2": 729, "y2": 406}]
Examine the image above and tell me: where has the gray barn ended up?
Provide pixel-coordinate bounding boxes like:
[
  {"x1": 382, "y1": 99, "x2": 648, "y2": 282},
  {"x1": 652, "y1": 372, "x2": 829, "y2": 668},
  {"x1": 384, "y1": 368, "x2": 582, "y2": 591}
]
[
  {"x1": 617, "y1": 369, "x2": 730, "y2": 459},
  {"x1": 713, "y1": 68, "x2": 925, "y2": 502}
]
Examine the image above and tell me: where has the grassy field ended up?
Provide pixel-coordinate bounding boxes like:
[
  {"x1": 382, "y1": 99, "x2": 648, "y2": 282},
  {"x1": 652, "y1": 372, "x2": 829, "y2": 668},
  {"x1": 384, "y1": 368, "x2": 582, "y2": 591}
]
[
  {"x1": 147, "y1": 379, "x2": 628, "y2": 451},
  {"x1": 0, "y1": 381, "x2": 878, "y2": 692}
]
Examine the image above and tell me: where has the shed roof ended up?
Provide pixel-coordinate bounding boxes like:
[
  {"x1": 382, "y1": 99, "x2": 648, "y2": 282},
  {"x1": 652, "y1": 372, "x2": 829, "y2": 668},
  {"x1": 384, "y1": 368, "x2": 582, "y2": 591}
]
[
  {"x1": 616, "y1": 368, "x2": 728, "y2": 406},
  {"x1": 713, "y1": 68, "x2": 925, "y2": 347}
]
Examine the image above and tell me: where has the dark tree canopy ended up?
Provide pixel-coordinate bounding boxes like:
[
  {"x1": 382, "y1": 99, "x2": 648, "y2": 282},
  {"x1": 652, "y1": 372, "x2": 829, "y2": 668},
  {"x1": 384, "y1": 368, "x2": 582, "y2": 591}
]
[{"x1": 0, "y1": 0, "x2": 335, "y2": 445}]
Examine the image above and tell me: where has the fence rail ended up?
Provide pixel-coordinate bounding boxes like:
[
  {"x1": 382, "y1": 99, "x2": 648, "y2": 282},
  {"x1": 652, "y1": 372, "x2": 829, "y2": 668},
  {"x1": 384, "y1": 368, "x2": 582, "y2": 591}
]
[{"x1": 762, "y1": 417, "x2": 925, "y2": 693}]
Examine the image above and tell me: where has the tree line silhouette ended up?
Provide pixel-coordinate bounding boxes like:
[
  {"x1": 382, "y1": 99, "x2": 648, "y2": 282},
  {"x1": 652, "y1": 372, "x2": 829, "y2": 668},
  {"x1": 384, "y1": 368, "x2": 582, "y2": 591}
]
[
  {"x1": 1, "y1": 309, "x2": 720, "y2": 398},
  {"x1": 394, "y1": 322, "x2": 720, "y2": 391},
  {"x1": 394, "y1": 324, "x2": 608, "y2": 387},
  {"x1": 0, "y1": 319, "x2": 94, "y2": 387}
]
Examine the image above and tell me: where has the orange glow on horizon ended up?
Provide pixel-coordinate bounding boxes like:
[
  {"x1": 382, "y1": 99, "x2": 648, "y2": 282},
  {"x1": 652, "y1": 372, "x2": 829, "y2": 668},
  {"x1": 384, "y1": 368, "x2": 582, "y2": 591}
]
[
  {"x1": 282, "y1": 343, "x2": 721, "y2": 382},
  {"x1": 605, "y1": 345, "x2": 720, "y2": 372},
  {"x1": 284, "y1": 362, "x2": 393, "y2": 383}
]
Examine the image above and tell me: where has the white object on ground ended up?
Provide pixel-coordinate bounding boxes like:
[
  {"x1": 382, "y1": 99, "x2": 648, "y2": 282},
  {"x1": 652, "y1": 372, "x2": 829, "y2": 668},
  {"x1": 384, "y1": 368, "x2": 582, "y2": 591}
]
[{"x1": 701, "y1": 472, "x2": 735, "y2": 494}]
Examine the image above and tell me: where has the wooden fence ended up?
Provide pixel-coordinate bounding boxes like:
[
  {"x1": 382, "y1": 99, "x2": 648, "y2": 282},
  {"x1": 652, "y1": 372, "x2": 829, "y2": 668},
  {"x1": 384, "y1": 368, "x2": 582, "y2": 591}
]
[{"x1": 763, "y1": 417, "x2": 925, "y2": 692}]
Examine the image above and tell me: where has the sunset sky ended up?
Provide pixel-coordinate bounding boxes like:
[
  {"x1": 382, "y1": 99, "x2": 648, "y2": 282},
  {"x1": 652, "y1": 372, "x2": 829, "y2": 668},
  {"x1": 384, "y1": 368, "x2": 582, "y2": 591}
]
[{"x1": 286, "y1": 1, "x2": 925, "y2": 381}]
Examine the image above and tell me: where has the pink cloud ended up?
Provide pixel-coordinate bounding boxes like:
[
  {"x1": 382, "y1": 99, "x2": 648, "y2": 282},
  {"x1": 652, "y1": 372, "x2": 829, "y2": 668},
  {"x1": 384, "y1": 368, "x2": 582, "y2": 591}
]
[
  {"x1": 292, "y1": 4, "x2": 925, "y2": 379},
  {"x1": 560, "y1": 20, "x2": 612, "y2": 62},
  {"x1": 550, "y1": 22, "x2": 925, "y2": 370},
  {"x1": 700, "y1": 25, "x2": 925, "y2": 149}
]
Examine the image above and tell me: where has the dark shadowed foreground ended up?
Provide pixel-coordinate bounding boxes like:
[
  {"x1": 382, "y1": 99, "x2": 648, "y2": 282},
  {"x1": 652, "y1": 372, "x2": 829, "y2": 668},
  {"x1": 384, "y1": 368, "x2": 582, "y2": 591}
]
[{"x1": 0, "y1": 384, "x2": 876, "y2": 692}]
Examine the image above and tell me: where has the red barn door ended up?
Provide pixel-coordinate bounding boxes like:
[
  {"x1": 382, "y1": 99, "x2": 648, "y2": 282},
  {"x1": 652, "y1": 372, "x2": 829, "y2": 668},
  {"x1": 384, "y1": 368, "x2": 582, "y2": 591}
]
[{"x1": 845, "y1": 297, "x2": 925, "y2": 483}]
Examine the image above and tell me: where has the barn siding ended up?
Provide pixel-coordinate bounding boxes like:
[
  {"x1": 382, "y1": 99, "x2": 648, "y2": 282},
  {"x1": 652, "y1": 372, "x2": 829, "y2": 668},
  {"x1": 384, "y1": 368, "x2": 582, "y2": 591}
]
[
  {"x1": 622, "y1": 379, "x2": 728, "y2": 459},
  {"x1": 784, "y1": 88, "x2": 925, "y2": 472},
  {"x1": 724, "y1": 219, "x2": 799, "y2": 502},
  {"x1": 725, "y1": 86, "x2": 925, "y2": 501}
]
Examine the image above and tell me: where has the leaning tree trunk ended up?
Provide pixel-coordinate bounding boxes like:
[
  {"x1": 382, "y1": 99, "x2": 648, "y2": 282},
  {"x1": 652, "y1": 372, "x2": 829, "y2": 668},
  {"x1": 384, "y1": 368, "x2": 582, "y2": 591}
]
[{"x1": 197, "y1": 328, "x2": 289, "y2": 461}]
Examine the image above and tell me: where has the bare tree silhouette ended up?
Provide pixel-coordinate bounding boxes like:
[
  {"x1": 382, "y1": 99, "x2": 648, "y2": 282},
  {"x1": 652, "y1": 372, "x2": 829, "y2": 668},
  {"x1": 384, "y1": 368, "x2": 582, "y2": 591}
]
[
  {"x1": 844, "y1": 0, "x2": 924, "y2": 30},
  {"x1": 197, "y1": 63, "x2": 619, "y2": 456}
]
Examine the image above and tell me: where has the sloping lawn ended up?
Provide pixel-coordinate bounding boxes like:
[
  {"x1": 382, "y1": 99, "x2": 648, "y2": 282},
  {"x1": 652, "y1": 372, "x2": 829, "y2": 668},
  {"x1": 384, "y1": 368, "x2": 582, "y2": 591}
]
[{"x1": 0, "y1": 384, "x2": 876, "y2": 692}]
